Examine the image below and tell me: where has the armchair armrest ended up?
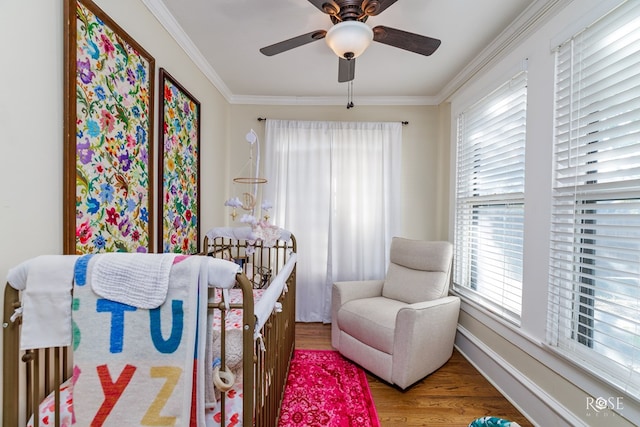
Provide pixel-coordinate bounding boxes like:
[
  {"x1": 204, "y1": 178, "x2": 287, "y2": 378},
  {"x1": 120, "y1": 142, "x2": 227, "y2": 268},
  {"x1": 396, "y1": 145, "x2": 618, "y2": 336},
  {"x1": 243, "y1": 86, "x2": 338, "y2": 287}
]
[
  {"x1": 331, "y1": 280, "x2": 384, "y2": 350},
  {"x1": 392, "y1": 295, "x2": 461, "y2": 389},
  {"x1": 333, "y1": 280, "x2": 384, "y2": 305}
]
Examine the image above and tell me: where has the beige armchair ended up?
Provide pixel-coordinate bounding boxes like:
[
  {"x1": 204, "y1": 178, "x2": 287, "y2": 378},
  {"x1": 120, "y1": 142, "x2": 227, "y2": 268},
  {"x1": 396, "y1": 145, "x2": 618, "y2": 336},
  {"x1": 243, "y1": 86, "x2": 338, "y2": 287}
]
[{"x1": 331, "y1": 237, "x2": 460, "y2": 390}]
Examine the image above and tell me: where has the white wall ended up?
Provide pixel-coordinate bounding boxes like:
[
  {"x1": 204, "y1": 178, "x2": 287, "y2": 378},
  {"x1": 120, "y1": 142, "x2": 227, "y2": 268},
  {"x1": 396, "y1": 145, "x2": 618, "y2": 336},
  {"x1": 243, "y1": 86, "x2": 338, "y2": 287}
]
[
  {"x1": 0, "y1": 0, "x2": 230, "y2": 417},
  {"x1": 0, "y1": 0, "x2": 230, "y2": 282},
  {"x1": 449, "y1": 0, "x2": 639, "y2": 425},
  {"x1": 1, "y1": 1, "x2": 65, "y2": 284}
]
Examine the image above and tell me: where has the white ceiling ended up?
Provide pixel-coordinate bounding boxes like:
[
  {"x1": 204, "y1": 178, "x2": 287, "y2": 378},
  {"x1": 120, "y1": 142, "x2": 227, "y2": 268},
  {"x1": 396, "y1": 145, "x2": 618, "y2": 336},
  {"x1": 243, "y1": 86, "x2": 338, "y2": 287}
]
[{"x1": 146, "y1": 0, "x2": 540, "y2": 104}]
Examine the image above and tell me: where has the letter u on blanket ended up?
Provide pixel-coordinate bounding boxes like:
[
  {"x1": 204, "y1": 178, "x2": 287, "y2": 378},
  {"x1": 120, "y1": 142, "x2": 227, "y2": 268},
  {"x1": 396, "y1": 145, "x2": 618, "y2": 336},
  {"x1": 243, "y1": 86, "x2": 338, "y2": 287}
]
[{"x1": 71, "y1": 254, "x2": 208, "y2": 426}]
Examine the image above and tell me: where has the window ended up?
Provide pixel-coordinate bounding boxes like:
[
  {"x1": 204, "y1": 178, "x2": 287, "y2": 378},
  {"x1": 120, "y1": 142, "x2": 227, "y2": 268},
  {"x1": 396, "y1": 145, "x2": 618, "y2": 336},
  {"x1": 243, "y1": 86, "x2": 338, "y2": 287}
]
[
  {"x1": 263, "y1": 120, "x2": 402, "y2": 322},
  {"x1": 453, "y1": 70, "x2": 527, "y2": 324},
  {"x1": 547, "y1": 0, "x2": 640, "y2": 399}
]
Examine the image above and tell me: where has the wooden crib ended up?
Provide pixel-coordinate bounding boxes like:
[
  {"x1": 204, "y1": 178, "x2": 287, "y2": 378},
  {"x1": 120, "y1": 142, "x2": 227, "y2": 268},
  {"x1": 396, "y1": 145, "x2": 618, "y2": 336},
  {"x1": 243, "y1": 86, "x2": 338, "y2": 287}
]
[
  {"x1": 203, "y1": 228, "x2": 297, "y2": 426},
  {"x1": 2, "y1": 229, "x2": 296, "y2": 426}
]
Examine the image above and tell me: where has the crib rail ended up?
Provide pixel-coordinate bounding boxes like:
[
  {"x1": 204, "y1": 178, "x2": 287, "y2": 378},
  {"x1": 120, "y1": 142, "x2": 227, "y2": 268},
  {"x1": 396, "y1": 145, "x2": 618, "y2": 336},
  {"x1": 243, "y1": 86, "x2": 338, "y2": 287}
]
[
  {"x1": 205, "y1": 232, "x2": 296, "y2": 426},
  {"x1": 3, "y1": 233, "x2": 296, "y2": 427},
  {"x1": 254, "y1": 267, "x2": 296, "y2": 426},
  {"x1": 210, "y1": 272, "x2": 256, "y2": 425},
  {"x1": 203, "y1": 233, "x2": 296, "y2": 289}
]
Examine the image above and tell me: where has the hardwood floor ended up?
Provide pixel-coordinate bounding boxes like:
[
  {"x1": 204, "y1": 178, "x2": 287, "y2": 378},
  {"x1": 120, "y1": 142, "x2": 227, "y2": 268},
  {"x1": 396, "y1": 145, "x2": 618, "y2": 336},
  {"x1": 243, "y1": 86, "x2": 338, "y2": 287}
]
[{"x1": 294, "y1": 322, "x2": 533, "y2": 427}]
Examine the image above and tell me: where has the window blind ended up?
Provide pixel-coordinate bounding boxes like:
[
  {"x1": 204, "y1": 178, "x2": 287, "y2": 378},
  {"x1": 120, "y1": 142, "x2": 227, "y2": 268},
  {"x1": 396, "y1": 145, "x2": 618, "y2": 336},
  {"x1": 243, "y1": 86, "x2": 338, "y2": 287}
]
[
  {"x1": 453, "y1": 70, "x2": 527, "y2": 324},
  {"x1": 548, "y1": 0, "x2": 640, "y2": 399}
]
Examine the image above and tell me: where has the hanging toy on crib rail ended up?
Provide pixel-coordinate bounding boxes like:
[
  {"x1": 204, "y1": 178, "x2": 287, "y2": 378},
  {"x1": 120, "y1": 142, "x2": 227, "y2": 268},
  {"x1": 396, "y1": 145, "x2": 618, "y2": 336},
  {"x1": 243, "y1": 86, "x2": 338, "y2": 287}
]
[
  {"x1": 224, "y1": 129, "x2": 273, "y2": 224},
  {"x1": 224, "y1": 129, "x2": 281, "y2": 255}
]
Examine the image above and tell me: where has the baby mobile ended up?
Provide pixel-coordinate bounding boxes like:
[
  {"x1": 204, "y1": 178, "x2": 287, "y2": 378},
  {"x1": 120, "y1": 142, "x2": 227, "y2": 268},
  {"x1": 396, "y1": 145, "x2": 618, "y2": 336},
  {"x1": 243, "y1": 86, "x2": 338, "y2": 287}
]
[{"x1": 224, "y1": 130, "x2": 279, "y2": 248}]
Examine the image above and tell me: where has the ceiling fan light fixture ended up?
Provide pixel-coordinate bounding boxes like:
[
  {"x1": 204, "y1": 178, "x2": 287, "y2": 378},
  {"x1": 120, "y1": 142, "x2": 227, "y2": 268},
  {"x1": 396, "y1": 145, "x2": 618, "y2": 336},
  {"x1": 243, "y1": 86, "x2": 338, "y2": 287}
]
[{"x1": 325, "y1": 21, "x2": 373, "y2": 59}]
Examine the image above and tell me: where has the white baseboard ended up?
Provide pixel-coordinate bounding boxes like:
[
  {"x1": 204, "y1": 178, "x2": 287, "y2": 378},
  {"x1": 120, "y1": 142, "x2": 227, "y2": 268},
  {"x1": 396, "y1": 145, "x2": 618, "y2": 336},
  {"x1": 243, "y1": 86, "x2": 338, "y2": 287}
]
[{"x1": 455, "y1": 326, "x2": 586, "y2": 427}]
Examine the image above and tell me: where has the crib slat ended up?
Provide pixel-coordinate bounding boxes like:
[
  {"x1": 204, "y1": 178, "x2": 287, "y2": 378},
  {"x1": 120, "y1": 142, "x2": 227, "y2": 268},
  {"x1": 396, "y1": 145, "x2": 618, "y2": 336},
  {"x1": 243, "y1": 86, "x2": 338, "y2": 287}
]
[
  {"x1": 3, "y1": 285, "x2": 21, "y2": 427},
  {"x1": 31, "y1": 350, "x2": 39, "y2": 427},
  {"x1": 54, "y1": 347, "x2": 61, "y2": 427}
]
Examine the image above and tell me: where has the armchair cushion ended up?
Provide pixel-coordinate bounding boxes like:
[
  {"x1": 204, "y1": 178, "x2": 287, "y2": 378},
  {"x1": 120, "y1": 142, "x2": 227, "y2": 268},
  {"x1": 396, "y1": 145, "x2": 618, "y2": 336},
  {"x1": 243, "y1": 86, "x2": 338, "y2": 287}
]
[{"x1": 337, "y1": 296, "x2": 407, "y2": 354}]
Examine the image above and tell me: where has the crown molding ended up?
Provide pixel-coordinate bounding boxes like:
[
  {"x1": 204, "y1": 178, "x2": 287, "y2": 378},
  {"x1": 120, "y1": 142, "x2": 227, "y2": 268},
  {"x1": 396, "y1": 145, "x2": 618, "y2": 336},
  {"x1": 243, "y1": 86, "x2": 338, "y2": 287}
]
[
  {"x1": 437, "y1": 0, "x2": 572, "y2": 104},
  {"x1": 144, "y1": 0, "x2": 571, "y2": 107},
  {"x1": 141, "y1": 0, "x2": 233, "y2": 103},
  {"x1": 142, "y1": 0, "x2": 442, "y2": 106}
]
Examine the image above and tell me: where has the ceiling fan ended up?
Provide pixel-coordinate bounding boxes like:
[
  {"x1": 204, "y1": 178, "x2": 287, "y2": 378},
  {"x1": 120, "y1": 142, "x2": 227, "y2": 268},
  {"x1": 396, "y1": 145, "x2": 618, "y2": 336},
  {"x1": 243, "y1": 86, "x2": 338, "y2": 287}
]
[{"x1": 259, "y1": 0, "x2": 441, "y2": 83}]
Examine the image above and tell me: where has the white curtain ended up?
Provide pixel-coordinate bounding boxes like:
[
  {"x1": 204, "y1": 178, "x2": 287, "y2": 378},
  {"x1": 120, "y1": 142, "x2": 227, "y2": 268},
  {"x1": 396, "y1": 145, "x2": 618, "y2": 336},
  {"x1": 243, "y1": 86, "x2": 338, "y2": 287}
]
[{"x1": 263, "y1": 119, "x2": 402, "y2": 322}]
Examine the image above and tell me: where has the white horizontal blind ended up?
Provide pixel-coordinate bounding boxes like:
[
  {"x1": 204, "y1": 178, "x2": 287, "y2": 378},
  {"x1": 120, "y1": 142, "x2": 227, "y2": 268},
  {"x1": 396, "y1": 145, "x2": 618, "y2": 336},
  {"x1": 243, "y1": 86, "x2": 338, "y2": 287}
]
[
  {"x1": 453, "y1": 71, "x2": 527, "y2": 324},
  {"x1": 548, "y1": 0, "x2": 640, "y2": 399}
]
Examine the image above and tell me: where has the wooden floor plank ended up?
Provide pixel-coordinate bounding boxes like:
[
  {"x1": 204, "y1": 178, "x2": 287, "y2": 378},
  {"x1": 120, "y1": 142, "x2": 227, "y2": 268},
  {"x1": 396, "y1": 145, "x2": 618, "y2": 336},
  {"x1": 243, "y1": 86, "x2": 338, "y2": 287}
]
[{"x1": 294, "y1": 322, "x2": 533, "y2": 427}]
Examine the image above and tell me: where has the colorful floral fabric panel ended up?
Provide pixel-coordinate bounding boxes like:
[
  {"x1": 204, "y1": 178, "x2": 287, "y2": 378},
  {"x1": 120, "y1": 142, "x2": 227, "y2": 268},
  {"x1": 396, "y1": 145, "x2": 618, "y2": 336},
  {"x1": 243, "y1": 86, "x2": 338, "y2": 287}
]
[{"x1": 74, "y1": 1, "x2": 153, "y2": 253}]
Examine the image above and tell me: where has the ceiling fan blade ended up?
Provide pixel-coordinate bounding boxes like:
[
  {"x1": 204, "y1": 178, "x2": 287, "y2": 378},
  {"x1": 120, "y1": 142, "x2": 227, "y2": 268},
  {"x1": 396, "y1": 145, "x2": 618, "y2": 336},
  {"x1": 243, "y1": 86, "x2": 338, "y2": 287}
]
[
  {"x1": 365, "y1": 0, "x2": 398, "y2": 16},
  {"x1": 260, "y1": 30, "x2": 327, "y2": 56},
  {"x1": 372, "y1": 26, "x2": 441, "y2": 56},
  {"x1": 307, "y1": 0, "x2": 338, "y2": 15},
  {"x1": 338, "y1": 58, "x2": 355, "y2": 82}
]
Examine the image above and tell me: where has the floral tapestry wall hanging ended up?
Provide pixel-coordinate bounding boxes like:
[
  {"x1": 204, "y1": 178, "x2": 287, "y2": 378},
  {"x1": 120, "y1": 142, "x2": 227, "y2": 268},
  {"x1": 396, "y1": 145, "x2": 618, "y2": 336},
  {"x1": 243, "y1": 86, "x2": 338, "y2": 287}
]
[
  {"x1": 64, "y1": 0, "x2": 155, "y2": 254},
  {"x1": 158, "y1": 68, "x2": 201, "y2": 254}
]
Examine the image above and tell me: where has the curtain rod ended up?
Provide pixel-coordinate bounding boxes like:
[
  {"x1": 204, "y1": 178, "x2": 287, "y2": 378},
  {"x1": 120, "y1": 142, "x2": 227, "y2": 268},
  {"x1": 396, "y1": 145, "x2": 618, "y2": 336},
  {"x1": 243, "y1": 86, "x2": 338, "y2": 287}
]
[{"x1": 257, "y1": 117, "x2": 408, "y2": 125}]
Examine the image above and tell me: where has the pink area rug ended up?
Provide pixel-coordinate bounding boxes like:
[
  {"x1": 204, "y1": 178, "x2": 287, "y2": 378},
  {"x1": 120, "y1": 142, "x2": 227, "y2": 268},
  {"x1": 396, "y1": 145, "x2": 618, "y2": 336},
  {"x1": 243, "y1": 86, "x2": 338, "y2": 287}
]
[{"x1": 278, "y1": 350, "x2": 380, "y2": 427}]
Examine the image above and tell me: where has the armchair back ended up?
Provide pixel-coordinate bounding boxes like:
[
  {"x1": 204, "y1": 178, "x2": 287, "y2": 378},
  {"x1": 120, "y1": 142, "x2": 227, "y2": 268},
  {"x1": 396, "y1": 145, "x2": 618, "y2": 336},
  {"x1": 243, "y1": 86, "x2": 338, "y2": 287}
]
[{"x1": 382, "y1": 238, "x2": 453, "y2": 304}]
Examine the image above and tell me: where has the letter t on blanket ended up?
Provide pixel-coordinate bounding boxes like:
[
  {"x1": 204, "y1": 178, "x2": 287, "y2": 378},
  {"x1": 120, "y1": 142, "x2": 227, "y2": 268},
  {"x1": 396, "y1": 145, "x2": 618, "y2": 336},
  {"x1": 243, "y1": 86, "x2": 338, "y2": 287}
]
[{"x1": 71, "y1": 254, "x2": 208, "y2": 426}]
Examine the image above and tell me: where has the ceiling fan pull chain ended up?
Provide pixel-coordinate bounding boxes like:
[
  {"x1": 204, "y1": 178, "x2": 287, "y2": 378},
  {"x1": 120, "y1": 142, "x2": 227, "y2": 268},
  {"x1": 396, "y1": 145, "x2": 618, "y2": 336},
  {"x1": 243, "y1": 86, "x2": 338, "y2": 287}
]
[{"x1": 347, "y1": 81, "x2": 355, "y2": 109}]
